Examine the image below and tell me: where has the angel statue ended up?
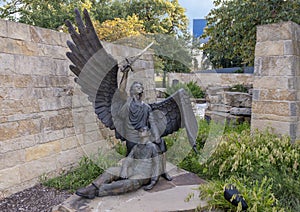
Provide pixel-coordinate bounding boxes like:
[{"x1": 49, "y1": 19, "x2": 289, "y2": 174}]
[{"x1": 65, "y1": 9, "x2": 198, "y2": 199}]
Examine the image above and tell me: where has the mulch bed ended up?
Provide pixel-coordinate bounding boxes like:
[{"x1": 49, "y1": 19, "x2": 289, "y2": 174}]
[{"x1": 0, "y1": 184, "x2": 72, "y2": 212}]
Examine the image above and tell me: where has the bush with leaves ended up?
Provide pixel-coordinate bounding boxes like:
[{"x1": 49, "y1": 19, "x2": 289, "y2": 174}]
[
  {"x1": 197, "y1": 176, "x2": 285, "y2": 212},
  {"x1": 197, "y1": 129, "x2": 300, "y2": 211},
  {"x1": 165, "y1": 81, "x2": 205, "y2": 98}
]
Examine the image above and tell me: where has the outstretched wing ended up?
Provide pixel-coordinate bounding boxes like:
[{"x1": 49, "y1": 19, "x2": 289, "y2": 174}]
[
  {"x1": 65, "y1": 9, "x2": 119, "y2": 130},
  {"x1": 150, "y1": 89, "x2": 198, "y2": 150}
]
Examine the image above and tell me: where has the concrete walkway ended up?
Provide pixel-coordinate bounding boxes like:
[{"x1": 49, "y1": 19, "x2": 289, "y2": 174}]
[{"x1": 52, "y1": 164, "x2": 207, "y2": 212}]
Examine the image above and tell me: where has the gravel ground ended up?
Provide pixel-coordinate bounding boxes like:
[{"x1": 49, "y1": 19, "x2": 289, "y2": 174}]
[{"x1": 0, "y1": 184, "x2": 72, "y2": 212}]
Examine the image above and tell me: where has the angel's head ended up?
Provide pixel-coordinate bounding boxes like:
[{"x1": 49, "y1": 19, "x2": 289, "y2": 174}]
[{"x1": 130, "y1": 81, "x2": 144, "y2": 99}]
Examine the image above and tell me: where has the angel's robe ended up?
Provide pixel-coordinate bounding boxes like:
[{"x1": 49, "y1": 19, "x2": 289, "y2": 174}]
[{"x1": 112, "y1": 90, "x2": 165, "y2": 155}]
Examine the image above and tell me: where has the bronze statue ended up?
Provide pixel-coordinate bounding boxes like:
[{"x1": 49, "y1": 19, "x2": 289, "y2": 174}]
[
  {"x1": 76, "y1": 127, "x2": 161, "y2": 199},
  {"x1": 65, "y1": 9, "x2": 198, "y2": 198}
]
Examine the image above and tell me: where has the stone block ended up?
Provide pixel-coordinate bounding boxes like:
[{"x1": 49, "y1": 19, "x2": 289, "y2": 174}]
[
  {"x1": 0, "y1": 135, "x2": 36, "y2": 153},
  {"x1": 7, "y1": 20, "x2": 30, "y2": 41},
  {"x1": 53, "y1": 59, "x2": 69, "y2": 76},
  {"x1": 251, "y1": 119, "x2": 293, "y2": 137},
  {"x1": 81, "y1": 140, "x2": 108, "y2": 156},
  {"x1": 0, "y1": 149, "x2": 25, "y2": 170},
  {"x1": 14, "y1": 55, "x2": 57, "y2": 75},
  {"x1": 257, "y1": 89, "x2": 297, "y2": 101},
  {"x1": 256, "y1": 22, "x2": 296, "y2": 42},
  {"x1": 0, "y1": 122, "x2": 19, "y2": 141},
  {"x1": 19, "y1": 156, "x2": 58, "y2": 182},
  {"x1": 63, "y1": 127, "x2": 76, "y2": 137},
  {"x1": 286, "y1": 40, "x2": 300, "y2": 56},
  {"x1": 255, "y1": 41, "x2": 284, "y2": 57},
  {"x1": 252, "y1": 101, "x2": 295, "y2": 117},
  {"x1": 43, "y1": 130, "x2": 65, "y2": 143},
  {"x1": 25, "y1": 140, "x2": 61, "y2": 162},
  {"x1": 0, "y1": 20, "x2": 7, "y2": 37},
  {"x1": 206, "y1": 93, "x2": 222, "y2": 104},
  {"x1": 208, "y1": 104, "x2": 232, "y2": 113},
  {"x1": 252, "y1": 113, "x2": 298, "y2": 122},
  {"x1": 0, "y1": 99, "x2": 40, "y2": 117},
  {"x1": 60, "y1": 136, "x2": 78, "y2": 151},
  {"x1": 0, "y1": 166, "x2": 21, "y2": 190},
  {"x1": 205, "y1": 111, "x2": 245, "y2": 124},
  {"x1": 0, "y1": 53, "x2": 15, "y2": 74},
  {"x1": 36, "y1": 43, "x2": 67, "y2": 59},
  {"x1": 222, "y1": 92, "x2": 252, "y2": 108},
  {"x1": 256, "y1": 56, "x2": 297, "y2": 76},
  {"x1": 42, "y1": 113, "x2": 73, "y2": 131},
  {"x1": 206, "y1": 86, "x2": 230, "y2": 95},
  {"x1": 56, "y1": 148, "x2": 83, "y2": 169},
  {"x1": 7, "y1": 113, "x2": 42, "y2": 123},
  {"x1": 230, "y1": 107, "x2": 251, "y2": 116},
  {"x1": 254, "y1": 57, "x2": 262, "y2": 76},
  {"x1": 15, "y1": 40, "x2": 39, "y2": 56},
  {"x1": 13, "y1": 75, "x2": 33, "y2": 88},
  {"x1": 0, "y1": 116, "x2": 8, "y2": 123},
  {"x1": 0, "y1": 74, "x2": 13, "y2": 87},
  {"x1": 38, "y1": 98, "x2": 61, "y2": 111},
  {"x1": 253, "y1": 76, "x2": 294, "y2": 90},
  {"x1": 29, "y1": 26, "x2": 63, "y2": 46}
]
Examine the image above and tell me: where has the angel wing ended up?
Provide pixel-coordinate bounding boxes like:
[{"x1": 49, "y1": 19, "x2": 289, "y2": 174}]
[
  {"x1": 150, "y1": 89, "x2": 198, "y2": 151},
  {"x1": 66, "y1": 9, "x2": 198, "y2": 151},
  {"x1": 65, "y1": 8, "x2": 119, "y2": 131}
]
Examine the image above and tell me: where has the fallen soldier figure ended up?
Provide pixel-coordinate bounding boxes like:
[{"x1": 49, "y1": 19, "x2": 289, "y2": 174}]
[{"x1": 76, "y1": 126, "x2": 161, "y2": 199}]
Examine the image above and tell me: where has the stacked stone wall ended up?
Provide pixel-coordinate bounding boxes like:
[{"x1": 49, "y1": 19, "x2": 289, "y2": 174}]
[
  {"x1": 167, "y1": 72, "x2": 253, "y2": 90},
  {"x1": 0, "y1": 19, "x2": 155, "y2": 196},
  {"x1": 251, "y1": 21, "x2": 300, "y2": 141}
]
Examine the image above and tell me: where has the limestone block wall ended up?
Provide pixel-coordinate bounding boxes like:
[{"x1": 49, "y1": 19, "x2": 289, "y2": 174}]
[
  {"x1": 167, "y1": 72, "x2": 253, "y2": 90},
  {"x1": 0, "y1": 19, "x2": 155, "y2": 196},
  {"x1": 251, "y1": 21, "x2": 300, "y2": 141}
]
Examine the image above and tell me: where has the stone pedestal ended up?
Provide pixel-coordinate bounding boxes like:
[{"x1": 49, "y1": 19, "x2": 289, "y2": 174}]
[{"x1": 251, "y1": 21, "x2": 300, "y2": 141}]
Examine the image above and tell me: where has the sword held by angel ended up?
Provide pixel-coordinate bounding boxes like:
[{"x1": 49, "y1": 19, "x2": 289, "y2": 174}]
[{"x1": 65, "y1": 9, "x2": 198, "y2": 198}]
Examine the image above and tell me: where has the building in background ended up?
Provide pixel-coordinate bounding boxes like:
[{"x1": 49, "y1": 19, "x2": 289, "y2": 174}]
[
  {"x1": 193, "y1": 19, "x2": 207, "y2": 38},
  {"x1": 192, "y1": 19, "x2": 211, "y2": 71}
]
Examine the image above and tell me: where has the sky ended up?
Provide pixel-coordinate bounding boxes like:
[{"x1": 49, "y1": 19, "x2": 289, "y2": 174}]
[{"x1": 178, "y1": 0, "x2": 214, "y2": 30}]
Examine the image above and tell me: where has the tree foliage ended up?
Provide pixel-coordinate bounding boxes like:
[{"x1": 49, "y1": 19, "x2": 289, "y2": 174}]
[
  {"x1": 94, "y1": 14, "x2": 145, "y2": 42},
  {"x1": 0, "y1": 0, "x2": 192, "y2": 73},
  {"x1": 92, "y1": 0, "x2": 188, "y2": 35},
  {"x1": 0, "y1": 0, "x2": 93, "y2": 29},
  {"x1": 202, "y1": 0, "x2": 300, "y2": 68}
]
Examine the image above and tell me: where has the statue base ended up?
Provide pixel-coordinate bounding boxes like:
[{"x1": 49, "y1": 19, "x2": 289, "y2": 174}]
[{"x1": 52, "y1": 164, "x2": 207, "y2": 212}]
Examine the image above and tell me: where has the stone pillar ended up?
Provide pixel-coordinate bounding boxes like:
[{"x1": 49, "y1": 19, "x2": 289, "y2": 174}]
[{"x1": 251, "y1": 21, "x2": 300, "y2": 141}]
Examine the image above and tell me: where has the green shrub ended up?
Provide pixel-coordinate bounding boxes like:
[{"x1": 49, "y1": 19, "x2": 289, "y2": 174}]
[
  {"x1": 186, "y1": 81, "x2": 205, "y2": 98},
  {"x1": 198, "y1": 176, "x2": 285, "y2": 212},
  {"x1": 177, "y1": 120, "x2": 251, "y2": 175},
  {"x1": 198, "y1": 129, "x2": 300, "y2": 211},
  {"x1": 165, "y1": 81, "x2": 205, "y2": 98}
]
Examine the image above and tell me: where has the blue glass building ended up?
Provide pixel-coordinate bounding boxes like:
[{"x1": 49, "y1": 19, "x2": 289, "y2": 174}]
[{"x1": 193, "y1": 19, "x2": 207, "y2": 38}]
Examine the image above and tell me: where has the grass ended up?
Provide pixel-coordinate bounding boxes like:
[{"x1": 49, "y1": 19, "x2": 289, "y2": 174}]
[{"x1": 42, "y1": 156, "x2": 103, "y2": 192}]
